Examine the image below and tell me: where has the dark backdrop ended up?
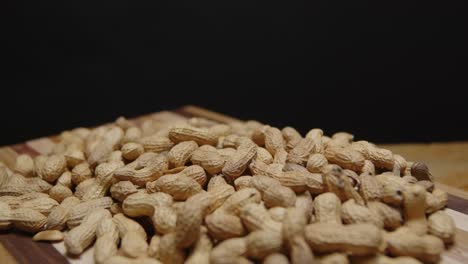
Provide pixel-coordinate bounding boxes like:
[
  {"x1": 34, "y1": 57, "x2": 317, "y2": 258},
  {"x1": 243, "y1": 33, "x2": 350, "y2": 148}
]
[{"x1": 3, "y1": 1, "x2": 468, "y2": 146}]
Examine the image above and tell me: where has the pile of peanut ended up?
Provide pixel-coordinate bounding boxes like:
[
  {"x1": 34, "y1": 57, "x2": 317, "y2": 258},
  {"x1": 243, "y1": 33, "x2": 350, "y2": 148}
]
[{"x1": 0, "y1": 116, "x2": 455, "y2": 264}]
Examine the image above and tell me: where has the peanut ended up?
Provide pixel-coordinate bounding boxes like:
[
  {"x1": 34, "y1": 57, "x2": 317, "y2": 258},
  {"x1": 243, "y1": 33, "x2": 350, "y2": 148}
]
[
  {"x1": 324, "y1": 146, "x2": 365, "y2": 172},
  {"x1": 67, "y1": 197, "x2": 113, "y2": 228},
  {"x1": 139, "y1": 135, "x2": 174, "y2": 153},
  {"x1": 110, "y1": 180, "x2": 138, "y2": 202},
  {"x1": 282, "y1": 126, "x2": 302, "y2": 150},
  {"x1": 168, "y1": 141, "x2": 198, "y2": 167},
  {"x1": 35, "y1": 154, "x2": 67, "y2": 183},
  {"x1": 305, "y1": 223, "x2": 382, "y2": 256},
  {"x1": 114, "y1": 152, "x2": 169, "y2": 186},
  {"x1": 386, "y1": 227, "x2": 444, "y2": 263},
  {"x1": 428, "y1": 210, "x2": 455, "y2": 243},
  {"x1": 223, "y1": 139, "x2": 257, "y2": 181},
  {"x1": 211, "y1": 237, "x2": 250, "y2": 264},
  {"x1": 87, "y1": 126, "x2": 124, "y2": 167},
  {"x1": 94, "y1": 218, "x2": 119, "y2": 264},
  {"x1": 306, "y1": 153, "x2": 328, "y2": 173},
  {"x1": 185, "y1": 229, "x2": 213, "y2": 264},
  {"x1": 0, "y1": 116, "x2": 456, "y2": 262},
  {"x1": 263, "y1": 253, "x2": 290, "y2": 264},
  {"x1": 169, "y1": 125, "x2": 218, "y2": 146},
  {"x1": 146, "y1": 173, "x2": 202, "y2": 200},
  {"x1": 71, "y1": 162, "x2": 93, "y2": 185},
  {"x1": 45, "y1": 196, "x2": 80, "y2": 230},
  {"x1": 121, "y1": 142, "x2": 144, "y2": 161},
  {"x1": 402, "y1": 185, "x2": 427, "y2": 235},
  {"x1": 33, "y1": 230, "x2": 64, "y2": 241},
  {"x1": 65, "y1": 209, "x2": 112, "y2": 255},
  {"x1": 14, "y1": 154, "x2": 35, "y2": 177}
]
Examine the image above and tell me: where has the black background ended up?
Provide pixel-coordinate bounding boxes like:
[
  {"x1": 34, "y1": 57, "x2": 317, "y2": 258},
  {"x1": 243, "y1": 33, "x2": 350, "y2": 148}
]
[{"x1": 4, "y1": 1, "x2": 468, "y2": 146}]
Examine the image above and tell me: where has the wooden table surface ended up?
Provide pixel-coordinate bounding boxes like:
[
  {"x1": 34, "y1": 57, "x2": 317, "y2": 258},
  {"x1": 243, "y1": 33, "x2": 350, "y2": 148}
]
[{"x1": 1, "y1": 105, "x2": 467, "y2": 264}]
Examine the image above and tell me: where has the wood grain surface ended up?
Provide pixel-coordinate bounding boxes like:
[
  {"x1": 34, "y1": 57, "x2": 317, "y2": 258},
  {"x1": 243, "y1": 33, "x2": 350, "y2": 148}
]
[{"x1": 0, "y1": 105, "x2": 467, "y2": 264}]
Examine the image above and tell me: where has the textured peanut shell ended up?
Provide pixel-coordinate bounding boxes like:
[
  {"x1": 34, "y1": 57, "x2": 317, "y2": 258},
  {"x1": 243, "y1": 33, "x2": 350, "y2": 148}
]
[
  {"x1": 67, "y1": 197, "x2": 113, "y2": 228},
  {"x1": 367, "y1": 201, "x2": 402, "y2": 230},
  {"x1": 305, "y1": 223, "x2": 382, "y2": 256},
  {"x1": 10, "y1": 208, "x2": 47, "y2": 232},
  {"x1": 264, "y1": 127, "x2": 285, "y2": 155},
  {"x1": 81, "y1": 161, "x2": 124, "y2": 201},
  {"x1": 234, "y1": 176, "x2": 253, "y2": 190},
  {"x1": 376, "y1": 174, "x2": 407, "y2": 206},
  {"x1": 306, "y1": 153, "x2": 328, "y2": 173},
  {"x1": 223, "y1": 142, "x2": 257, "y2": 180},
  {"x1": 316, "y1": 253, "x2": 349, "y2": 264},
  {"x1": 287, "y1": 138, "x2": 320, "y2": 165},
  {"x1": 295, "y1": 191, "x2": 314, "y2": 222},
  {"x1": 94, "y1": 218, "x2": 119, "y2": 264},
  {"x1": 113, "y1": 213, "x2": 147, "y2": 240},
  {"x1": 64, "y1": 209, "x2": 112, "y2": 255},
  {"x1": 206, "y1": 176, "x2": 235, "y2": 212},
  {"x1": 249, "y1": 160, "x2": 283, "y2": 180},
  {"x1": 290, "y1": 236, "x2": 314, "y2": 264},
  {"x1": 220, "y1": 188, "x2": 262, "y2": 216},
  {"x1": 402, "y1": 185, "x2": 427, "y2": 235},
  {"x1": 49, "y1": 184, "x2": 73, "y2": 203},
  {"x1": 273, "y1": 148, "x2": 288, "y2": 165},
  {"x1": 0, "y1": 201, "x2": 12, "y2": 230},
  {"x1": 211, "y1": 237, "x2": 249, "y2": 264},
  {"x1": 114, "y1": 152, "x2": 169, "y2": 186},
  {"x1": 263, "y1": 253, "x2": 290, "y2": 264},
  {"x1": 45, "y1": 196, "x2": 80, "y2": 230},
  {"x1": 20, "y1": 197, "x2": 59, "y2": 216},
  {"x1": 168, "y1": 141, "x2": 198, "y2": 167},
  {"x1": 64, "y1": 149, "x2": 86, "y2": 168},
  {"x1": 155, "y1": 233, "x2": 186, "y2": 264},
  {"x1": 186, "y1": 228, "x2": 213, "y2": 264},
  {"x1": 314, "y1": 192, "x2": 342, "y2": 225},
  {"x1": 120, "y1": 231, "x2": 149, "y2": 258},
  {"x1": 14, "y1": 154, "x2": 35, "y2": 177},
  {"x1": 169, "y1": 126, "x2": 218, "y2": 146},
  {"x1": 425, "y1": 189, "x2": 448, "y2": 213},
  {"x1": 386, "y1": 229, "x2": 444, "y2": 263},
  {"x1": 152, "y1": 205, "x2": 177, "y2": 234},
  {"x1": 341, "y1": 199, "x2": 383, "y2": 228},
  {"x1": 361, "y1": 160, "x2": 376, "y2": 175},
  {"x1": 324, "y1": 147, "x2": 365, "y2": 172},
  {"x1": 246, "y1": 230, "x2": 282, "y2": 259},
  {"x1": 240, "y1": 203, "x2": 282, "y2": 233},
  {"x1": 110, "y1": 181, "x2": 138, "y2": 202},
  {"x1": 174, "y1": 200, "x2": 203, "y2": 248},
  {"x1": 268, "y1": 207, "x2": 286, "y2": 222},
  {"x1": 262, "y1": 184, "x2": 296, "y2": 208},
  {"x1": 428, "y1": 211, "x2": 455, "y2": 243},
  {"x1": 71, "y1": 162, "x2": 93, "y2": 185},
  {"x1": 146, "y1": 174, "x2": 202, "y2": 200},
  {"x1": 282, "y1": 207, "x2": 307, "y2": 246},
  {"x1": 368, "y1": 148, "x2": 394, "y2": 170},
  {"x1": 359, "y1": 173, "x2": 383, "y2": 202},
  {"x1": 282, "y1": 126, "x2": 302, "y2": 150},
  {"x1": 35, "y1": 154, "x2": 67, "y2": 183},
  {"x1": 87, "y1": 126, "x2": 124, "y2": 167},
  {"x1": 191, "y1": 147, "x2": 225, "y2": 175},
  {"x1": 255, "y1": 147, "x2": 273, "y2": 164},
  {"x1": 206, "y1": 211, "x2": 246, "y2": 240},
  {"x1": 121, "y1": 142, "x2": 144, "y2": 161},
  {"x1": 138, "y1": 135, "x2": 174, "y2": 153}
]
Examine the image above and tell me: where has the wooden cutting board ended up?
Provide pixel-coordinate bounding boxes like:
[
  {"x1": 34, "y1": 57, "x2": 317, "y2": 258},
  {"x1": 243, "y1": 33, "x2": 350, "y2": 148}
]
[{"x1": 1, "y1": 105, "x2": 467, "y2": 264}]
